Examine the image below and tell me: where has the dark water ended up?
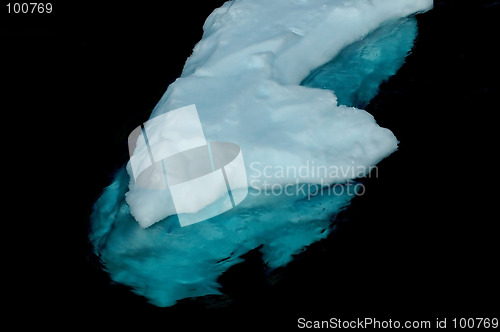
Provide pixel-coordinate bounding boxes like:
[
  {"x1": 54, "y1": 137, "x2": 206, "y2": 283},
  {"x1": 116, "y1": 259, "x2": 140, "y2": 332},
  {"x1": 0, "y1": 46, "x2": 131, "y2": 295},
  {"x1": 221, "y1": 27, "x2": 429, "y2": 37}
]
[{"x1": 3, "y1": 0, "x2": 498, "y2": 328}]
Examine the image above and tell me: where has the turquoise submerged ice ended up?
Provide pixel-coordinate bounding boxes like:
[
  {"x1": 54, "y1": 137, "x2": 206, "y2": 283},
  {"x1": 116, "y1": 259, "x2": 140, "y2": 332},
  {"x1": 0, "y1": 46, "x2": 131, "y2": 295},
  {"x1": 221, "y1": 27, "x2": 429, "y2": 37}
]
[
  {"x1": 301, "y1": 17, "x2": 418, "y2": 108},
  {"x1": 90, "y1": 0, "x2": 432, "y2": 307}
]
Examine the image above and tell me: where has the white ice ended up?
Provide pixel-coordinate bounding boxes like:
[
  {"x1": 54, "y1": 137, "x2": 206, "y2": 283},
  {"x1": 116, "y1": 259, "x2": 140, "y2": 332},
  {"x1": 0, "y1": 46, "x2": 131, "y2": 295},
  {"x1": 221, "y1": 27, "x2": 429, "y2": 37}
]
[{"x1": 125, "y1": 0, "x2": 432, "y2": 227}]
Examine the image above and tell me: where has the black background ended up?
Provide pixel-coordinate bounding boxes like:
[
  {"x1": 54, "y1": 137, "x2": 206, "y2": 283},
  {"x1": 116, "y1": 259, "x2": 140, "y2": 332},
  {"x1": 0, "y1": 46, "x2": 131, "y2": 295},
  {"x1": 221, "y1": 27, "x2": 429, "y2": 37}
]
[{"x1": 2, "y1": 0, "x2": 499, "y2": 329}]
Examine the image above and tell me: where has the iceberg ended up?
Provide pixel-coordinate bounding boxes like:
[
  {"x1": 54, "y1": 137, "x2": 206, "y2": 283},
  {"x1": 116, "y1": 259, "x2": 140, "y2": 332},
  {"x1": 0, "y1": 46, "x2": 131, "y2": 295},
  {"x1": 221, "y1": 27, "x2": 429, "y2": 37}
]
[{"x1": 90, "y1": 0, "x2": 432, "y2": 307}]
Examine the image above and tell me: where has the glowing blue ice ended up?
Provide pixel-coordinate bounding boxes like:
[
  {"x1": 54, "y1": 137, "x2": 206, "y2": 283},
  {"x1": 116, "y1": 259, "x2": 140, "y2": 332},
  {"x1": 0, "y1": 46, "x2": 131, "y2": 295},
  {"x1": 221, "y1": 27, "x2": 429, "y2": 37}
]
[{"x1": 302, "y1": 17, "x2": 418, "y2": 108}]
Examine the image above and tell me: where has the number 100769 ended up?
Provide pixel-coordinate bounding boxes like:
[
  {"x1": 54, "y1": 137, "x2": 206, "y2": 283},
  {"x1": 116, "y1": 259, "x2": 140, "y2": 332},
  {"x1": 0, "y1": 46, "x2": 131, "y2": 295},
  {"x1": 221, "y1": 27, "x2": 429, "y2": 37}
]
[{"x1": 6, "y1": 3, "x2": 52, "y2": 14}]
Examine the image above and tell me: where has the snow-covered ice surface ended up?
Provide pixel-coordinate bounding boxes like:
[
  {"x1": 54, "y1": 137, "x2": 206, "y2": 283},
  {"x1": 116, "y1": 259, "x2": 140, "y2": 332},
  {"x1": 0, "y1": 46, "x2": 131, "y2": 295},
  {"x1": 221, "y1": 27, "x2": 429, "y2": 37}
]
[{"x1": 90, "y1": 0, "x2": 432, "y2": 307}]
